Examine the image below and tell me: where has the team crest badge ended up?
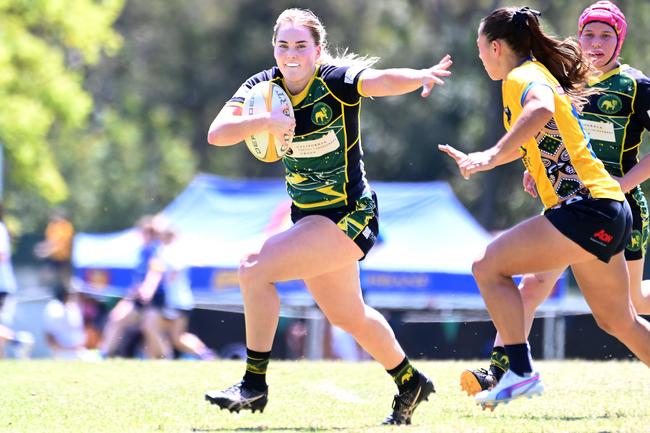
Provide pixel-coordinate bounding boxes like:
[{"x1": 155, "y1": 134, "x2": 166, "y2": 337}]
[
  {"x1": 627, "y1": 230, "x2": 642, "y2": 252},
  {"x1": 597, "y1": 94, "x2": 622, "y2": 115},
  {"x1": 312, "y1": 102, "x2": 333, "y2": 126}
]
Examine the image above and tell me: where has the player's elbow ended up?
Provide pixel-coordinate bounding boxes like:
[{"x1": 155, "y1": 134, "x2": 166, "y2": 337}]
[
  {"x1": 537, "y1": 105, "x2": 554, "y2": 121},
  {"x1": 207, "y1": 126, "x2": 228, "y2": 146}
]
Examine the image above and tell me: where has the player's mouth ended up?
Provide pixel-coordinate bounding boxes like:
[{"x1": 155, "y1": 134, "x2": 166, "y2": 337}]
[{"x1": 285, "y1": 63, "x2": 300, "y2": 68}]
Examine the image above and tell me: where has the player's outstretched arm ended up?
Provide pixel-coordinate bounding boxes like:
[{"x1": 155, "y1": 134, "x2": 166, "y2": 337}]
[{"x1": 360, "y1": 54, "x2": 453, "y2": 98}]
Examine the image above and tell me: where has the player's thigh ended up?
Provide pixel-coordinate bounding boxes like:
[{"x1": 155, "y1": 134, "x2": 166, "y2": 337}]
[
  {"x1": 304, "y1": 262, "x2": 366, "y2": 322},
  {"x1": 626, "y1": 258, "x2": 644, "y2": 298},
  {"x1": 571, "y1": 253, "x2": 634, "y2": 322},
  {"x1": 244, "y1": 215, "x2": 363, "y2": 282},
  {"x1": 477, "y1": 215, "x2": 591, "y2": 277}
]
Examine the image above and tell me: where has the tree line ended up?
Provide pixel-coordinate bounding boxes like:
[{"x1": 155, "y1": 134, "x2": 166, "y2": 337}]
[{"x1": 2, "y1": 0, "x2": 649, "y2": 236}]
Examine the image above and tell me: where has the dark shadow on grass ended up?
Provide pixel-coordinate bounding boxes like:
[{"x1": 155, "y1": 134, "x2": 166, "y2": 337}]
[
  {"x1": 511, "y1": 414, "x2": 613, "y2": 421},
  {"x1": 461, "y1": 413, "x2": 613, "y2": 421},
  {"x1": 191, "y1": 427, "x2": 350, "y2": 432}
]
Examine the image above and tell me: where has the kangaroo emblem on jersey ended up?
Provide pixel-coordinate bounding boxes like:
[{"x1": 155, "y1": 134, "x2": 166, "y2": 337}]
[
  {"x1": 312, "y1": 102, "x2": 333, "y2": 126},
  {"x1": 598, "y1": 94, "x2": 622, "y2": 115}
]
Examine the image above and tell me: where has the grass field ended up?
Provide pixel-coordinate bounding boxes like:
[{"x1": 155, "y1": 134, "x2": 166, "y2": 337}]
[{"x1": 1, "y1": 359, "x2": 648, "y2": 433}]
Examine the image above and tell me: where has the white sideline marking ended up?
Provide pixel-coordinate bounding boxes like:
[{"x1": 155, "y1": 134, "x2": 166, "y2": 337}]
[{"x1": 316, "y1": 381, "x2": 365, "y2": 403}]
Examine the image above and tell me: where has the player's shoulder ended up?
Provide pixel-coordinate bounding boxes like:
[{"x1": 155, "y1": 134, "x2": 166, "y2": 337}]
[
  {"x1": 319, "y1": 63, "x2": 366, "y2": 84},
  {"x1": 510, "y1": 61, "x2": 550, "y2": 83},
  {"x1": 620, "y1": 65, "x2": 650, "y2": 88},
  {"x1": 243, "y1": 67, "x2": 283, "y2": 86}
]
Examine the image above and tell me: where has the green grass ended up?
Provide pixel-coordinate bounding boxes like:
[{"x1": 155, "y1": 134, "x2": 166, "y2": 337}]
[{"x1": 1, "y1": 360, "x2": 648, "y2": 433}]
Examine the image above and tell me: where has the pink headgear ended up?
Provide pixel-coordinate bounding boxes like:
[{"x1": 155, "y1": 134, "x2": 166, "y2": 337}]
[{"x1": 578, "y1": 1, "x2": 627, "y2": 62}]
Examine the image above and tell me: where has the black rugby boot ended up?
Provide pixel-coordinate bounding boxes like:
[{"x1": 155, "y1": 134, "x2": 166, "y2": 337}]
[
  {"x1": 205, "y1": 381, "x2": 268, "y2": 413},
  {"x1": 382, "y1": 371, "x2": 435, "y2": 425}
]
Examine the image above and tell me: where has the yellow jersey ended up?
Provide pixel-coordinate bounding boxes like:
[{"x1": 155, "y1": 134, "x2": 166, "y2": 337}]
[{"x1": 502, "y1": 59, "x2": 624, "y2": 210}]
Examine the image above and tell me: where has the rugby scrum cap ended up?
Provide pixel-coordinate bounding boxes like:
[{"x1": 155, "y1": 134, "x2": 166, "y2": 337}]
[{"x1": 578, "y1": 1, "x2": 627, "y2": 60}]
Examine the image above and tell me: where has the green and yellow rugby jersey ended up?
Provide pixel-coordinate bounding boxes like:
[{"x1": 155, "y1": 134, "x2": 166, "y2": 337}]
[
  {"x1": 580, "y1": 65, "x2": 650, "y2": 180},
  {"x1": 229, "y1": 64, "x2": 371, "y2": 210},
  {"x1": 502, "y1": 59, "x2": 624, "y2": 210}
]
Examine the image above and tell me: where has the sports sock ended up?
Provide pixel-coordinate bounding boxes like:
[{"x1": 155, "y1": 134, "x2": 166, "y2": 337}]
[
  {"x1": 504, "y1": 343, "x2": 533, "y2": 376},
  {"x1": 489, "y1": 346, "x2": 509, "y2": 380},
  {"x1": 387, "y1": 357, "x2": 419, "y2": 394},
  {"x1": 242, "y1": 348, "x2": 271, "y2": 391}
]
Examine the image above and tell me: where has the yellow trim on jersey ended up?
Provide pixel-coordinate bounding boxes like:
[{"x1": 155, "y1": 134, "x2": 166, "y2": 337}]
[
  {"x1": 286, "y1": 66, "x2": 319, "y2": 106},
  {"x1": 293, "y1": 195, "x2": 347, "y2": 209},
  {"x1": 357, "y1": 73, "x2": 368, "y2": 98},
  {"x1": 620, "y1": 69, "x2": 638, "y2": 160},
  {"x1": 319, "y1": 78, "x2": 362, "y2": 107},
  {"x1": 342, "y1": 96, "x2": 349, "y2": 203},
  {"x1": 503, "y1": 60, "x2": 624, "y2": 209},
  {"x1": 588, "y1": 65, "x2": 622, "y2": 86}
]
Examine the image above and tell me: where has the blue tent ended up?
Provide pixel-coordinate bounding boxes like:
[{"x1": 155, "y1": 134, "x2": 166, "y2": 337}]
[{"x1": 73, "y1": 174, "x2": 565, "y2": 310}]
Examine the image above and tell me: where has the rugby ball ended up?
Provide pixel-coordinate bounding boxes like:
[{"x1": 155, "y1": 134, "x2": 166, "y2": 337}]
[{"x1": 243, "y1": 81, "x2": 294, "y2": 162}]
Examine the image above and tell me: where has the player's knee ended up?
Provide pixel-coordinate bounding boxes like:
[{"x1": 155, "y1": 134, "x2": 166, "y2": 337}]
[
  {"x1": 593, "y1": 311, "x2": 635, "y2": 338},
  {"x1": 471, "y1": 255, "x2": 499, "y2": 287},
  {"x1": 237, "y1": 253, "x2": 266, "y2": 289},
  {"x1": 327, "y1": 310, "x2": 365, "y2": 333},
  {"x1": 519, "y1": 274, "x2": 550, "y2": 309}
]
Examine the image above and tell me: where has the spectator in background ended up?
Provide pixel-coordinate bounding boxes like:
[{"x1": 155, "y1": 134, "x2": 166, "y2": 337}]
[
  {"x1": 34, "y1": 210, "x2": 75, "y2": 288},
  {"x1": 43, "y1": 285, "x2": 90, "y2": 360},
  {"x1": 99, "y1": 215, "x2": 160, "y2": 358},
  {"x1": 0, "y1": 204, "x2": 33, "y2": 359},
  {"x1": 0, "y1": 204, "x2": 17, "y2": 303},
  {"x1": 138, "y1": 224, "x2": 216, "y2": 360}
]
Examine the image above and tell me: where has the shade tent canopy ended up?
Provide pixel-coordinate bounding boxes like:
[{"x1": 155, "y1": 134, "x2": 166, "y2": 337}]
[{"x1": 73, "y1": 174, "x2": 565, "y2": 312}]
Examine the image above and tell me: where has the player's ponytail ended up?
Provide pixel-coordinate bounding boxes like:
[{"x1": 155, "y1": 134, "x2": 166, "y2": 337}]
[
  {"x1": 481, "y1": 7, "x2": 598, "y2": 111},
  {"x1": 273, "y1": 8, "x2": 379, "y2": 69}
]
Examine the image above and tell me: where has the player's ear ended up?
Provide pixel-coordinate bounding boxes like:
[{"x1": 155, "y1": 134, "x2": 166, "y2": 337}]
[{"x1": 491, "y1": 40, "x2": 500, "y2": 56}]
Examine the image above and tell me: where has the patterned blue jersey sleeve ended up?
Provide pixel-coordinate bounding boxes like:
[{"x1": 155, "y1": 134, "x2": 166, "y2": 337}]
[{"x1": 319, "y1": 64, "x2": 367, "y2": 104}]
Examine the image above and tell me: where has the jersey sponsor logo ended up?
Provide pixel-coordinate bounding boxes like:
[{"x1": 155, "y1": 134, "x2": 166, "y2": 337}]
[
  {"x1": 597, "y1": 94, "x2": 622, "y2": 115},
  {"x1": 592, "y1": 229, "x2": 614, "y2": 245},
  {"x1": 504, "y1": 106, "x2": 512, "y2": 124},
  {"x1": 312, "y1": 102, "x2": 333, "y2": 126},
  {"x1": 289, "y1": 130, "x2": 340, "y2": 158},
  {"x1": 580, "y1": 119, "x2": 616, "y2": 142}
]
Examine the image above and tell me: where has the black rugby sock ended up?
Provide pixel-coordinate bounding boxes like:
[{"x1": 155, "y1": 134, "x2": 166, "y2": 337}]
[
  {"x1": 504, "y1": 343, "x2": 533, "y2": 376},
  {"x1": 387, "y1": 357, "x2": 419, "y2": 394},
  {"x1": 489, "y1": 346, "x2": 509, "y2": 380},
  {"x1": 242, "y1": 348, "x2": 271, "y2": 391}
]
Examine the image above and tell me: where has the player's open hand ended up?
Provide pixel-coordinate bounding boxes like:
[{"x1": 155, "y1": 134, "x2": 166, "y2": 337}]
[
  {"x1": 522, "y1": 170, "x2": 538, "y2": 198},
  {"x1": 438, "y1": 144, "x2": 492, "y2": 179},
  {"x1": 421, "y1": 54, "x2": 453, "y2": 97}
]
